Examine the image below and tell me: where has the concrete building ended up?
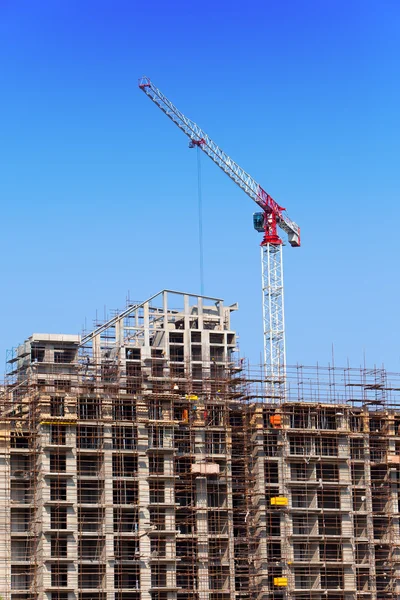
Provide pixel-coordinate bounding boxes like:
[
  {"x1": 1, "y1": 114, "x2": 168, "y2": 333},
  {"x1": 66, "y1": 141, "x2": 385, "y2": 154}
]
[{"x1": 1, "y1": 290, "x2": 400, "y2": 600}]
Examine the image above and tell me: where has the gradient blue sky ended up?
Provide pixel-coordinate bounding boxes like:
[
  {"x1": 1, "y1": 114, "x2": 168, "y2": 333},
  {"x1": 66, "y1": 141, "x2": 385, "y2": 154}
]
[{"x1": 1, "y1": 1, "x2": 399, "y2": 372}]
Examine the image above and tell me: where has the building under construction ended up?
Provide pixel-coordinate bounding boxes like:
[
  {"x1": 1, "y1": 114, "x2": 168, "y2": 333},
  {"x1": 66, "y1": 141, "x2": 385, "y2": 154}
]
[{"x1": 1, "y1": 290, "x2": 400, "y2": 600}]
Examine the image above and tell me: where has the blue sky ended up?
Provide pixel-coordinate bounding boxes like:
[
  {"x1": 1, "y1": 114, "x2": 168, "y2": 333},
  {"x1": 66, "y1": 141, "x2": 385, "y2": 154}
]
[{"x1": 1, "y1": 0, "x2": 399, "y2": 372}]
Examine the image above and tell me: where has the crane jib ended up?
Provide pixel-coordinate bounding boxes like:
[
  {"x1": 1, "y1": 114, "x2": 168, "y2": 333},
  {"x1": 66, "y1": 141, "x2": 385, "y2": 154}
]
[
  {"x1": 138, "y1": 76, "x2": 300, "y2": 244},
  {"x1": 138, "y1": 75, "x2": 302, "y2": 387}
]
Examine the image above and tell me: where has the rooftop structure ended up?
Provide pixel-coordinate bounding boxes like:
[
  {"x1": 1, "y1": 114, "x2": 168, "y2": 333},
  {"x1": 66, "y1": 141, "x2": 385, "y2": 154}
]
[{"x1": 1, "y1": 290, "x2": 400, "y2": 600}]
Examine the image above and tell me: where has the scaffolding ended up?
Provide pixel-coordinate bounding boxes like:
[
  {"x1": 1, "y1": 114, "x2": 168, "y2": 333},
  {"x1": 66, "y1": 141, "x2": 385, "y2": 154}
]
[{"x1": 1, "y1": 291, "x2": 400, "y2": 600}]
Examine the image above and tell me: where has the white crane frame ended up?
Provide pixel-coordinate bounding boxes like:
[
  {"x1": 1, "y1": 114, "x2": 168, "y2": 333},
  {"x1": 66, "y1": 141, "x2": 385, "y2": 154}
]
[
  {"x1": 139, "y1": 77, "x2": 300, "y2": 396},
  {"x1": 262, "y1": 244, "x2": 286, "y2": 399}
]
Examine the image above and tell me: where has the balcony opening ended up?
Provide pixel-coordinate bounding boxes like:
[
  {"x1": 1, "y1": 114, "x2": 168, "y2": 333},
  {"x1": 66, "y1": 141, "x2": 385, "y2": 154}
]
[
  {"x1": 50, "y1": 480, "x2": 67, "y2": 501},
  {"x1": 51, "y1": 506, "x2": 68, "y2": 530},
  {"x1": 149, "y1": 481, "x2": 165, "y2": 504},
  {"x1": 113, "y1": 481, "x2": 138, "y2": 505},
  {"x1": 78, "y1": 481, "x2": 103, "y2": 504},
  {"x1": 113, "y1": 426, "x2": 137, "y2": 450},
  {"x1": 78, "y1": 508, "x2": 104, "y2": 532},
  {"x1": 114, "y1": 565, "x2": 140, "y2": 590},
  {"x1": 51, "y1": 563, "x2": 68, "y2": 587},
  {"x1": 49, "y1": 451, "x2": 67, "y2": 473},
  {"x1": 51, "y1": 536, "x2": 68, "y2": 558},
  {"x1": 113, "y1": 508, "x2": 138, "y2": 533},
  {"x1": 51, "y1": 425, "x2": 66, "y2": 445}
]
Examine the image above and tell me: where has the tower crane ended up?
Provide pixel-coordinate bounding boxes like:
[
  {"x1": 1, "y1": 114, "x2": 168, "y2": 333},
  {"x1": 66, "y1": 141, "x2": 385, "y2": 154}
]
[{"x1": 138, "y1": 76, "x2": 300, "y2": 398}]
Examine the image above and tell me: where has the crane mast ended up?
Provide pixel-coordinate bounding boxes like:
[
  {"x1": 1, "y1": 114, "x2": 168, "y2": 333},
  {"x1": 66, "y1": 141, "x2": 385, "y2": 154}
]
[{"x1": 139, "y1": 76, "x2": 300, "y2": 398}]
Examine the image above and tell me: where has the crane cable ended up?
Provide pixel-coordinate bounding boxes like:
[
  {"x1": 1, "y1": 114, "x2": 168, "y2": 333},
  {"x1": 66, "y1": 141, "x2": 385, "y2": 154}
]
[{"x1": 197, "y1": 146, "x2": 205, "y2": 295}]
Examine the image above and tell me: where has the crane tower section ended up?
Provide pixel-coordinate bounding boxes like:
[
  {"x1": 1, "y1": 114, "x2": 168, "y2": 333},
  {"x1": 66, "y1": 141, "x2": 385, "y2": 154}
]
[{"x1": 139, "y1": 76, "x2": 300, "y2": 398}]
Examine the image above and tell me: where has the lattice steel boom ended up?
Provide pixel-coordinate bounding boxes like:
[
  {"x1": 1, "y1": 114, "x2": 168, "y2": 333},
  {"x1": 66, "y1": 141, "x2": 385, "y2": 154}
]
[{"x1": 138, "y1": 76, "x2": 301, "y2": 392}]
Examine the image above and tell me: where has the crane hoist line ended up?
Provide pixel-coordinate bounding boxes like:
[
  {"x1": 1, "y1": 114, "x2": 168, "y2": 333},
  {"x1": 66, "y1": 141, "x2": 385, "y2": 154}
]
[{"x1": 138, "y1": 76, "x2": 301, "y2": 398}]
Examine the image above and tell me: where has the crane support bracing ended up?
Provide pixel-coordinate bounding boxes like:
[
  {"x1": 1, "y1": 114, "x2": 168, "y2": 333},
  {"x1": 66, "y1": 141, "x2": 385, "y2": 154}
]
[{"x1": 139, "y1": 76, "x2": 300, "y2": 396}]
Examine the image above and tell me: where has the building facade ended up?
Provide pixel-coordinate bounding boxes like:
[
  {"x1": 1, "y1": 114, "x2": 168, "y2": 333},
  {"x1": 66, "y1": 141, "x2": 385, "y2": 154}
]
[{"x1": 1, "y1": 290, "x2": 400, "y2": 600}]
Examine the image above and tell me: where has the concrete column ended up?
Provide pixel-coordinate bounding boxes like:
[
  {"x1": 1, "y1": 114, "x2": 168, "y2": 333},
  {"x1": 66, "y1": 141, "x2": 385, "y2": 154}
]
[
  {"x1": 224, "y1": 427, "x2": 236, "y2": 600},
  {"x1": 340, "y1": 436, "x2": 356, "y2": 594},
  {"x1": 196, "y1": 476, "x2": 209, "y2": 600},
  {"x1": 0, "y1": 424, "x2": 10, "y2": 600},
  {"x1": 251, "y1": 407, "x2": 268, "y2": 594},
  {"x1": 138, "y1": 423, "x2": 151, "y2": 600},
  {"x1": 103, "y1": 424, "x2": 114, "y2": 600},
  {"x1": 363, "y1": 425, "x2": 377, "y2": 600}
]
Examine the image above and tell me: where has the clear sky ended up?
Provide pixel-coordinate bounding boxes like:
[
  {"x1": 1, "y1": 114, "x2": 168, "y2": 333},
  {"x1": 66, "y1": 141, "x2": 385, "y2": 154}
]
[{"x1": 1, "y1": 0, "x2": 399, "y2": 373}]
